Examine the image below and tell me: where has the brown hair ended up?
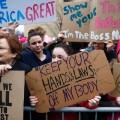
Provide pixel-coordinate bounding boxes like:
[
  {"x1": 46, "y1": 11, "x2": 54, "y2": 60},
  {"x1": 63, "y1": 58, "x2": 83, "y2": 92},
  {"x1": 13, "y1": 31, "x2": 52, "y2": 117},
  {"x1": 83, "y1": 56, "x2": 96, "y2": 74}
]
[
  {"x1": 28, "y1": 26, "x2": 46, "y2": 36},
  {"x1": 0, "y1": 34, "x2": 22, "y2": 59},
  {"x1": 34, "y1": 26, "x2": 46, "y2": 36}
]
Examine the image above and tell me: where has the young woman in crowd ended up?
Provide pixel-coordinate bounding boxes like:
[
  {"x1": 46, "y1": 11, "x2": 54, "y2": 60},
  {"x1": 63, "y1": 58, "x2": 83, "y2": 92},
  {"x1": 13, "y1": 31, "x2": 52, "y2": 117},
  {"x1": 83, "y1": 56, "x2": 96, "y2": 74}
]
[
  {"x1": 30, "y1": 42, "x2": 101, "y2": 120},
  {"x1": 20, "y1": 31, "x2": 52, "y2": 68},
  {"x1": 0, "y1": 34, "x2": 31, "y2": 120}
]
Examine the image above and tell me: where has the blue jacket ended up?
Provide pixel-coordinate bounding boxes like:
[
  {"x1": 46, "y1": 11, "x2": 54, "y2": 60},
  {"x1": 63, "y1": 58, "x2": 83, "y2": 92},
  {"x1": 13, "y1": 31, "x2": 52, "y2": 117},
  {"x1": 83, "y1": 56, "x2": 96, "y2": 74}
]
[{"x1": 21, "y1": 49, "x2": 52, "y2": 69}]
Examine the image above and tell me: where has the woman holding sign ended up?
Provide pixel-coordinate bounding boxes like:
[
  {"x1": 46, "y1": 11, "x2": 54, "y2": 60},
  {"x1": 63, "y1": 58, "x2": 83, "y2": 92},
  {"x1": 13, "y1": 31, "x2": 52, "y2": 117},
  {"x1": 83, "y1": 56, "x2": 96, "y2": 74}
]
[
  {"x1": 30, "y1": 42, "x2": 101, "y2": 120},
  {"x1": 0, "y1": 34, "x2": 32, "y2": 120}
]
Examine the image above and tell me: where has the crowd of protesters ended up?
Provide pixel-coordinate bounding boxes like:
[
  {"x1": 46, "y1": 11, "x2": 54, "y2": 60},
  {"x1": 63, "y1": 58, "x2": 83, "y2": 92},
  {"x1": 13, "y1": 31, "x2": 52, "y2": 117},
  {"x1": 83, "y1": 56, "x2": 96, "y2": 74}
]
[{"x1": 0, "y1": 22, "x2": 120, "y2": 120}]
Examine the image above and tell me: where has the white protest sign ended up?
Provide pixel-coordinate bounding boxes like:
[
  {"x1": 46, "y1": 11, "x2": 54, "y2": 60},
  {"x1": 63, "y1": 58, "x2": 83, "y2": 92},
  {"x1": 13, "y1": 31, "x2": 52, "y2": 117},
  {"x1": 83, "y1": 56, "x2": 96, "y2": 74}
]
[{"x1": 0, "y1": 0, "x2": 56, "y2": 27}]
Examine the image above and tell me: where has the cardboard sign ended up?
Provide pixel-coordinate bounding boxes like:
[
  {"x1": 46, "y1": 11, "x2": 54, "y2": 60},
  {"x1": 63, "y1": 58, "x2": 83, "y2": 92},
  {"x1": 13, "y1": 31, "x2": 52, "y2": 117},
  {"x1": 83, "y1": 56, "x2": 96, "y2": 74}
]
[
  {"x1": 89, "y1": 50, "x2": 115, "y2": 94},
  {"x1": 62, "y1": 0, "x2": 120, "y2": 41},
  {"x1": 109, "y1": 63, "x2": 120, "y2": 97},
  {"x1": 26, "y1": 50, "x2": 115, "y2": 113},
  {"x1": 0, "y1": 0, "x2": 56, "y2": 27},
  {"x1": 0, "y1": 71, "x2": 24, "y2": 120}
]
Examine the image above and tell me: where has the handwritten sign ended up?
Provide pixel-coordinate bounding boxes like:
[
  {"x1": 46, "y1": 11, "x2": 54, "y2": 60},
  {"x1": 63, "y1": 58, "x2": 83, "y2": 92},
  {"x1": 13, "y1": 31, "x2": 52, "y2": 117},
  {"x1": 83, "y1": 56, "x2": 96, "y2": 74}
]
[
  {"x1": 62, "y1": 0, "x2": 120, "y2": 41},
  {"x1": 0, "y1": 71, "x2": 24, "y2": 120},
  {"x1": 110, "y1": 63, "x2": 120, "y2": 97},
  {"x1": 0, "y1": 0, "x2": 56, "y2": 27},
  {"x1": 26, "y1": 50, "x2": 115, "y2": 113}
]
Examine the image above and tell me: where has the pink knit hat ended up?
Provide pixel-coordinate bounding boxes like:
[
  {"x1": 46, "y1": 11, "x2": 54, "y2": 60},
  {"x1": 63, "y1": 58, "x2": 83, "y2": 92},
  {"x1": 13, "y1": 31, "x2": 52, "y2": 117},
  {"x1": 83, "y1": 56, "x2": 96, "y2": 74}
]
[
  {"x1": 116, "y1": 40, "x2": 120, "y2": 55},
  {"x1": 18, "y1": 35, "x2": 27, "y2": 43}
]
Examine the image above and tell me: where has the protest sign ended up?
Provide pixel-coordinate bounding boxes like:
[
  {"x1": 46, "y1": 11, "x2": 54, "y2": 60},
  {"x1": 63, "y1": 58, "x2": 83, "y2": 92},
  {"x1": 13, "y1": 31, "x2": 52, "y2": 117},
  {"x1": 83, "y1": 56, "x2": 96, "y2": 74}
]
[
  {"x1": 0, "y1": 71, "x2": 24, "y2": 120},
  {"x1": 110, "y1": 63, "x2": 120, "y2": 97},
  {"x1": 62, "y1": 0, "x2": 120, "y2": 41},
  {"x1": 0, "y1": 0, "x2": 56, "y2": 27},
  {"x1": 89, "y1": 50, "x2": 115, "y2": 94},
  {"x1": 26, "y1": 50, "x2": 115, "y2": 113}
]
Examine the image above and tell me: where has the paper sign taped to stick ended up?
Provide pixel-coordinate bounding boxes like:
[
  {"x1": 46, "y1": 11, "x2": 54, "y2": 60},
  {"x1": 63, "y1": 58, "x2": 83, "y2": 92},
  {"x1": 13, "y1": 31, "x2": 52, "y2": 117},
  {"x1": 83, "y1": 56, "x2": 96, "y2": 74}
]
[
  {"x1": 0, "y1": 0, "x2": 56, "y2": 27},
  {"x1": 26, "y1": 50, "x2": 115, "y2": 113},
  {"x1": 62, "y1": 0, "x2": 120, "y2": 41},
  {"x1": 110, "y1": 63, "x2": 120, "y2": 97},
  {"x1": 0, "y1": 71, "x2": 24, "y2": 120}
]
